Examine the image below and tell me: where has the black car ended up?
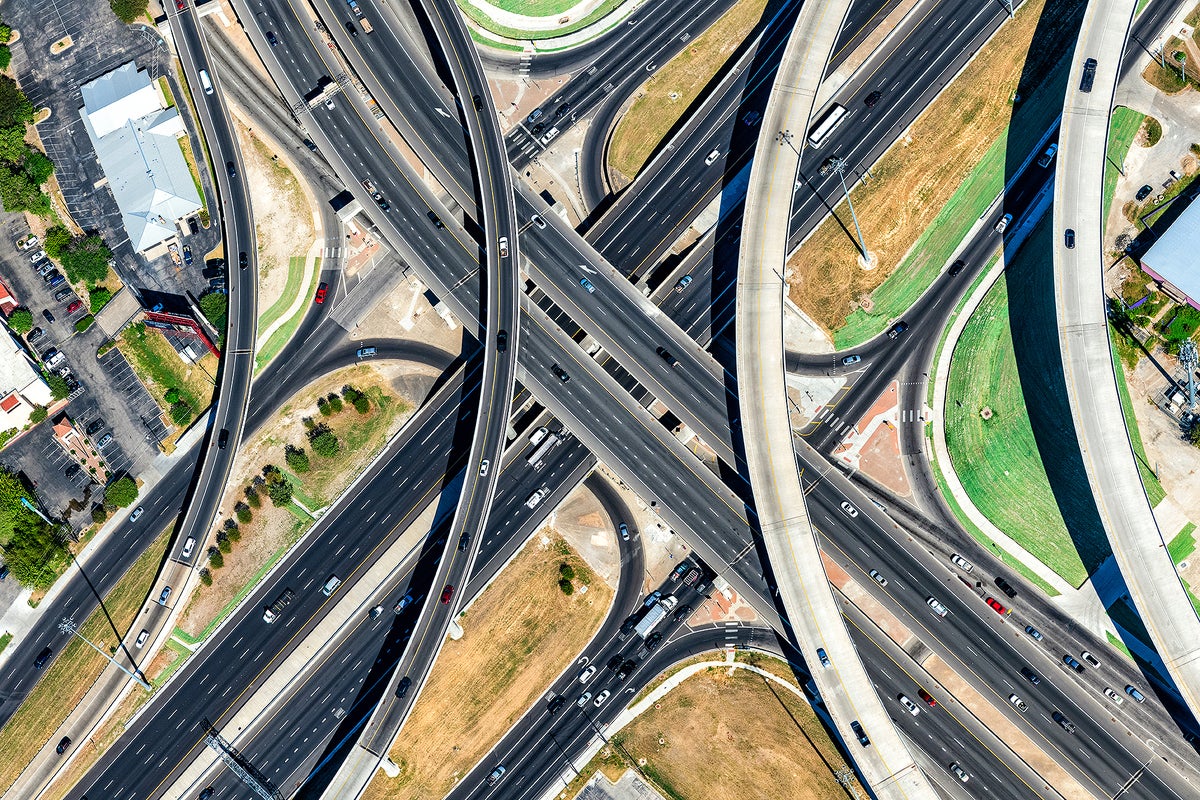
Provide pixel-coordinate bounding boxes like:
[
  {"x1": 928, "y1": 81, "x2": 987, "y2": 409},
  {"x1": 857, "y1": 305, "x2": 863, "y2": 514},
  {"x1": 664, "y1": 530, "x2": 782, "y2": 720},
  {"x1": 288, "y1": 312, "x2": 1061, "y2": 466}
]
[
  {"x1": 199, "y1": 788, "x2": 214, "y2": 800},
  {"x1": 86, "y1": 418, "x2": 105, "y2": 435},
  {"x1": 27, "y1": 327, "x2": 43, "y2": 342},
  {"x1": 496, "y1": 329, "x2": 508, "y2": 352},
  {"x1": 548, "y1": 696, "x2": 566, "y2": 714},
  {"x1": 551, "y1": 364, "x2": 570, "y2": 383},
  {"x1": 531, "y1": 123, "x2": 545, "y2": 135},
  {"x1": 457, "y1": 532, "x2": 470, "y2": 552},
  {"x1": 994, "y1": 575, "x2": 1018, "y2": 599},
  {"x1": 646, "y1": 632, "x2": 664, "y2": 650},
  {"x1": 619, "y1": 615, "x2": 638, "y2": 635},
  {"x1": 266, "y1": 30, "x2": 279, "y2": 46},
  {"x1": 0, "y1": 563, "x2": 8, "y2": 581},
  {"x1": 346, "y1": 20, "x2": 358, "y2": 36},
  {"x1": 42, "y1": 309, "x2": 55, "y2": 323},
  {"x1": 617, "y1": 659, "x2": 637, "y2": 679},
  {"x1": 850, "y1": 720, "x2": 870, "y2": 746},
  {"x1": 655, "y1": 346, "x2": 677, "y2": 366},
  {"x1": 303, "y1": 138, "x2": 318, "y2": 151},
  {"x1": 948, "y1": 259, "x2": 965, "y2": 276},
  {"x1": 395, "y1": 676, "x2": 412, "y2": 698},
  {"x1": 239, "y1": 251, "x2": 249, "y2": 270},
  {"x1": 554, "y1": 102, "x2": 570, "y2": 119},
  {"x1": 218, "y1": 428, "x2": 230, "y2": 449},
  {"x1": 427, "y1": 211, "x2": 444, "y2": 229},
  {"x1": 65, "y1": 464, "x2": 79, "y2": 479},
  {"x1": 472, "y1": 94, "x2": 483, "y2": 111},
  {"x1": 34, "y1": 646, "x2": 52, "y2": 669},
  {"x1": 1136, "y1": 184, "x2": 1153, "y2": 202},
  {"x1": 56, "y1": 736, "x2": 71, "y2": 754},
  {"x1": 607, "y1": 654, "x2": 623, "y2": 671},
  {"x1": 864, "y1": 90, "x2": 882, "y2": 108},
  {"x1": 673, "y1": 604, "x2": 693, "y2": 621},
  {"x1": 226, "y1": 161, "x2": 236, "y2": 177},
  {"x1": 1021, "y1": 666, "x2": 1041, "y2": 685},
  {"x1": 1064, "y1": 229, "x2": 1075, "y2": 249}
]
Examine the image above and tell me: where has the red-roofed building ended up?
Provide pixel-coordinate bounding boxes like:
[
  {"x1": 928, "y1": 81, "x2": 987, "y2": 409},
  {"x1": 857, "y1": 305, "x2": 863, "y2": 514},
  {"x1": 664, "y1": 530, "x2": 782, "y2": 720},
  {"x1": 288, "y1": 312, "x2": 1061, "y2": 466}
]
[{"x1": 0, "y1": 281, "x2": 18, "y2": 317}]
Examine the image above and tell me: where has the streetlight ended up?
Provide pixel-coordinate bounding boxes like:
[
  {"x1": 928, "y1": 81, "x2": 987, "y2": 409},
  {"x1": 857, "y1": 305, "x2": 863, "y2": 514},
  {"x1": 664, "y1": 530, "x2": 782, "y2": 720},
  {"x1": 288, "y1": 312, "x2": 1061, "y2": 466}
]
[
  {"x1": 828, "y1": 157, "x2": 869, "y2": 259},
  {"x1": 58, "y1": 616, "x2": 152, "y2": 690}
]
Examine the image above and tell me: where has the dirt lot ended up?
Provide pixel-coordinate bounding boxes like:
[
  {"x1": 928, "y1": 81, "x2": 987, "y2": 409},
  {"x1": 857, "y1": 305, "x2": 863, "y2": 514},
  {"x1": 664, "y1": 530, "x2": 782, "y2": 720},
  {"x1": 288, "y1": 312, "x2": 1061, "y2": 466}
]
[
  {"x1": 584, "y1": 664, "x2": 852, "y2": 800},
  {"x1": 176, "y1": 363, "x2": 425, "y2": 639},
  {"x1": 365, "y1": 531, "x2": 613, "y2": 800}
]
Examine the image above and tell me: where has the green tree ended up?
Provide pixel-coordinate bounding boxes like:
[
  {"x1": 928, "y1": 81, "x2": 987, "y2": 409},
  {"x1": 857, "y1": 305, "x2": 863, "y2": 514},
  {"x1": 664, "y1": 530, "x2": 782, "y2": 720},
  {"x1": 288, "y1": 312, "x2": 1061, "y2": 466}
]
[
  {"x1": 284, "y1": 445, "x2": 310, "y2": 473},
  {"x1": 59, "y1": 235, "x2": 112, "y2": 285},
  {"x1": 217, "y1": 535, "x2": 232, "y2": 554},
  {"x1": 43, "y1": 225, "x2": 70, "y2": 259},
  {"x1": 341, "y1": 386, "x2": 360, "y2": 403},
  {"x1": 0, "y1": 75, "x2": 33, "y2": 129},
  {"x1": 558, "y1": 578, "x2": 574, "y2": 595},
  {"x1": 327, "y1": 394, "x2": 343, "y2": 413},
  {"x1": 91, "y1": 505, "x2": 108, "y2": 524},
  {"x1": 0, "y1": 23, "x2": 13, "y2": 43},
  {"x1": 0, "y1": 468, "x2": 34, "y2": 539},
  {"x1": 199, "y1": 291, "x2": 227, "y2": 332},
  {"x1": 264, "y1": 469, "x2": 294, "y2": 507},
  {"x1": 0, "y1": 46, "x2": 10, "y2": 72},
  {"x1": 236, "y1": 503, "x2": 252, "y2": 523},
  {"x1": 353, "y1": 395, "x2": 370, "y2": 414},
  {"x1": 164, "y1": 387, "x2": 181, "y2": 404},
  {"x1": 0, "y1": 168, "x2": 51, "y2": 215},
  {"x1": 89, "y1": 286, "x2": 112, "y2": 313},
  {"x1": 170, "y1": 401, "x2": 193, "y2": 426},
  {"x1": 207, "y1": 547, "x2": 223, "y2": 569},
  {"x1": 244, "y1": 484, "x2": 261, "y2": 508},
  {"x1": 45, "y1": 373, "x2": 68, "y2": 400},
  {"x1": 199, "y1": 567, "x2": 213, "y2": 586},
  {"x1": 317, "y1": 396, "x2": 331, "y2": 416},
  {"x1": 4, "y1": 513, "x2": 69, "y2": 589},
  {"x1": 23, "y1": 150, "x2": 53, "y2": 185},
  {"x1": 29, "y1": 406, "x2": 47, "y2": 423},
  {"x1": 309, "y1": 425, "x2": 339, "y2": 457},
  {"x1": 226, "y1": 524, "x2": 241, "y2": 543},
  {"x1": 559, "y1": 563, "x2": 576, "y2": 581},
  {"x1": 0, "y1": 126, "x2": 27, "y2": 163},
  {"x1": 104, "y1": 475, "x2": 138, "y2": 508},
  {"x1": 8, "y1": 307, "x2": 32, "y2": 334}
]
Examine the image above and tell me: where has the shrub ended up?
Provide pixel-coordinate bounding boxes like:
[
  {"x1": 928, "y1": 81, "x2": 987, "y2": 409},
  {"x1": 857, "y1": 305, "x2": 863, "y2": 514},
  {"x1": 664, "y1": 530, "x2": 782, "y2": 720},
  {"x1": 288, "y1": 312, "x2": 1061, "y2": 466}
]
[
  {"x1": 235, "y1": 503, "x2": 252, "y2": 524},
  {"x1": 73, "y1": 314, "x2": 95, "y2": 333},
  {"x1": 207, "y1": 547, "x2": 223, "y2": 569},
  {"x1": 244, "y1": 485, "x2": 261, "y2": 508},
  {"x1": 226, "y1": 524, "x2": 241, "y2": 543},
  {"x1": 353, "y1": 395, "x2": 370, "y2": 414},
  {"x1": 285, "y1": 445, "x2": 310, "y2": 473},
  {"x1": 199, "y1": 291, "x2": 227, "y2": 331},
  {"x1": 317, "y1": 396, "x2": 331, "y2": 416},
  {"x1": 263, "y1": 466, "x2": 294, "y2": 507},
  {"x1": 89, "y1": 286, "x2": 112, "y2": 314},
  {"x1": 308, "y1": 424, "x2": 339, "y2": 457},
  {"x1": 199, "y1": 568, "x2": 213, "y2": 586},
  {"x1": 559, "y1": 563, "x2": 576, "y2": 581},
  {"x1": 218, "y1": 536, "x2": 232, "y2": 554},
  {"x1": 327, "y1": 394, "x2": 343, "y2": 413},
  {"x1": 558, "y1": 578, "x2": 574, "y2": 595},
  {"x1": 342, "y1": 386, "x2": 360, "y2": 403},
  {"x1": 8, "y1": 307, "x2": 32, "y2": 334},
  {"x1": 109, "y1": 0, "x2": 149, "y2": 23},
  {"x1": 43, "y1": 226, "x2": 70, "y2": 259},
  {"x1": 105, "y1": 475, "x2": 138, "y2": 507},
  {"x1": 169, "y1": 401, "x2": 193, "y2": 426},
  {"x1": 91, "y1": 505, "x2": 108, "y2": 524},
  {"x1": 0, "y1": 23, "x2": 12, "y2": 44},
  {"x1": 164, "y1": 387, "x2": 181, "y2": 404},
  {"x1": 46, "y1": 373, "x2": 68, "y2": 400},
  {"x1": 3, "y1": 514, "x2": 68, "y2": 589},
  {"x1": 0, "y1": 46, "x2": 9, "y2": 71},
  {"x1": 29, "y1": 406, "x2": 47, "y2": 423},
  {"x1": 97, "y1": 340, "x2": 115, "y2": 357}
]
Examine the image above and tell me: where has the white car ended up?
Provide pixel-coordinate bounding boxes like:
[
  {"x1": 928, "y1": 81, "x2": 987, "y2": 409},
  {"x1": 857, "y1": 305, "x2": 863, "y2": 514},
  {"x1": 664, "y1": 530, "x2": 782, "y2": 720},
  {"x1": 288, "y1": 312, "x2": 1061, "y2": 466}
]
[
  {"x1": 181, "y1": 537, "x2": 197, "y2": 559},
  {"x1": 926, "y1": 597, "x2": 949, "y2": 617},
  {"x1": 897, "y1": 695, "x2": 919, "y2": 716},
  {"x1": 949, "y1": 763, "x2": 969, "y2": 783},
  {"x1": 868, "y1": 569, "x2": 888, "y2": 587},
  {"x1": 1103, "y1": 687, "x2": 1124, "y2": 705},
  {"x1": 498, "y1": 236, "x2": 510, "y2": 258},
  {"x1": 578, "y1": 665, "x2": 597, "y2": 684},
  {"x1": 525, "y1": 487, "x2": 548, "y2": 509},
  {"x1": 594, "y1": 690, "x2": 611, "y2": 707},
  {"x1": 130, "y1": 506, "x2": 144, "y2": 522},
  {"x1": 950, "y1": 553, "x2": 973, "y2": 573},
  {"x1": 135, "y1": 629, "x2": 150, "y2": 649},
  {"x1": 840, "y1": 501, "x2": 858, "y2": 517},
  {"x1": 994, "y1": 213, "x2": 1012, "y2": 233},
  {"x1": 478, "y1": 460, "x2": 489, "y2": 477},
  {"x1": 1008, "y1": 693, "x2": 1028, "y2": 712},
  {"x1": 704, "y1": 148, "x2": 720, "y2": 165}
]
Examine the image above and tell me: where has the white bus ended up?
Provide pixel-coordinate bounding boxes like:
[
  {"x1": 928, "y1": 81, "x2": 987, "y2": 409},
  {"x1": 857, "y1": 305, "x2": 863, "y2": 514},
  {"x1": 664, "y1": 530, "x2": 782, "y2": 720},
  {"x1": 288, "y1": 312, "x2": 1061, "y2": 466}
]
[{"x1": 807, "y1": 103, "x2": 847, "y2": 148}]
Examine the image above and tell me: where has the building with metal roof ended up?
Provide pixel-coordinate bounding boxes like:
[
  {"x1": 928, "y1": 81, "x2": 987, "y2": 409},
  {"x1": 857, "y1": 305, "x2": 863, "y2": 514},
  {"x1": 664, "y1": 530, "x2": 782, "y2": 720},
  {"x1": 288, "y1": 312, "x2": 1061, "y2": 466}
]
[{"x1": 1140, "y1": 196, "x2": 1200, "y2": 311}]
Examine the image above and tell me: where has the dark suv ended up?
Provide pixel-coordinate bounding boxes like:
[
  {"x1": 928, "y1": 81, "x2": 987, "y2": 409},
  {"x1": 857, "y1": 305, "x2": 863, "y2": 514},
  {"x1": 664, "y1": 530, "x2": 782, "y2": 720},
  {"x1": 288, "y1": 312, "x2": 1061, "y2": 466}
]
[
  {"x1": 850, "y1": 720, "x2": 870, "y2": 746},
  {"x1": 34, "y1": 646, "x2": 52, "y2": 669},
  {"x1": 1136, "y1": 184, "x2": 1153, "y2": 202},
  {"x1": 551, "y1": 364, "x2": 570, "y2": 383},
  {"x1": 863, "y1": 91, "x2": 882, "y2": 108},
  {"x1": 395, "y1": 676, "x2": 412, "y2": 698}
]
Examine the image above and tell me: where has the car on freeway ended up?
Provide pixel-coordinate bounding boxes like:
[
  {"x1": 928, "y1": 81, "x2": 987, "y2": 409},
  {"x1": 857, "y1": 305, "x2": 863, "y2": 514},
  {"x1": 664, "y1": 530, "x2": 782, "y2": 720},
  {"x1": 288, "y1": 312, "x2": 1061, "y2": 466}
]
[
  {"x1": 926, "y1": 596, "x2": 949, "y2": 617},
  {"x1": 1136, "y1": 184, "x2": 1153, "y2": 201},
  {"x1": 34, "y1": 646, "x2": 52, "y2": 669},
  {"x1": 594, "y1": 690, "x2": 611, "y2": 707},
  {"x1": 864, "y1": 90, "x2": 882, "y2": 108},
  {"x1": 130, "y1": 506, "x2": 144, "y2": 522},
  {"x1": 643, "y1": 590, "x2": 662, "y2": 608},
  {"x1": 950, "y1": 553, "x2": 973, "y2": 572},
  {"x1": 839, "y1": 501, "x2": 858, "y2": 517},
  {"x1": 1064, "y1": 228, "x2": 1075, "y2": 248},
  {"x1": 949, "y1": 763, "x2": 969, "y2": 783},
  {"x1": 551, "y1": 364, "x2": 570, "y2": 383},
  {"x1": 158, "y1": 586, "x2": 172, "y2": 604},
  {"x1": 1080, "y1": 651, "x2": 1101, "y2": 669},
  {"x1": 1063, "y1": 654, "x2": 1084, "y2": 673},
  {"x1": 841, "y1": 354, "x2": 861, "y2": 366},
  {"x1": 576, "y1": 692, "x2": 592, "y2": 707},
  {"x1": 948, "y1": 259, "x2": 966, "y2": 276},
  {"x1": 917, "y1": 688, "x2": 936, "y2": 707},
  {"x1": 497, "y1": 236, "x2": 509, "y2": 258},
  {"x1": 487, "y1": 766, "x2": 506, "y2": 786},
  {"x1": 1053, "y1": 710, "x2": 1076, "y2": 733},
  {"x1": 618, "y1": 659, "x2": 637, "y2": 679},
  {"x1": 1021, "y1": 666, "x2": 1041, "y2": 685},
  {"x1": 496, "y1": 329, "x2": 507, "y2": 351},
  {"x1": 655, "y1": 346, "x2": 677, "y2": 366},
  {"x1": 440, "y1": 584, "x2": 454, "y2": 604},
  {"x1": 218, "y1": 428, "x2": 229, "y2": 449},
  {"x1": 1125, "y1": 685, "x2": 1146, "y2": 703},
  {"x1": 985, "y1": 596, "x2": 1008, "y2": 616},
  {"x1": 369, "y1": 605, "x2": 384, "y2": 619},
  {"x1": 548, "y1": 696, "x2": 566, "y2": 714},
  {"x1": 66, "y1": 300, "x2": 83, "y2": 314},
  {"x1": 995, "y1": 213, "x2": 1012, "y2": 233},
  {"x1": 356, "y1": 346, "x2": 377, "y2": 358},
  {"x1": 135, "y1": 629, "x2": 150, "y2": 648},
  {"x1": 226, "y1": 161, "x2": 237, "y2": 177},
  {"x1": 619, "y1": 523, "x2": 630, "y2": 541},
  {"x1": 579, "y1": 277, "x2": 595, "y2": 293},
  {"x1": 530, "y1": 214, "x2": 546, "y2": 229},
  {"x1": 1008, "y1": 693, "x2": 1028, "y2": 712},
  {"x1": 607, "y1": 655, "x2": 624, "y2": 672},
  {"x1": 1104, "y1": 687, "x2": 1124, "y2": 704},
  {"x1": 427, "y1": 211, "x2": 444, "y2": 228},
  {"x1": 579, "y1": 665, "x2": 597, "y2": 683},
  {"x1": 266, "y1": 30, "x2": 279, "y2": 46},
  {"x1": 994, "y1": 575, "x2": 1018, "y2": 598},
  {"x1": 525, "y1": 487, "x2": 549, "y2": 508},
  {"x1": 396, "y1": 676, "x2": 412, "y2": 698},
  {"x1": 314, "y1": 282, "x2": 328, "y2": 304},
  {"x1": 897, "y1": 695, "x2": 919, "y2": 716},
  {"x1": 394, "y1": 594, "x2": 414, "y2": 613},
  {"x1": 1024, "y1": 625, "x2": 1043, "y2": 641},
  {"x1": 239, "y1": 251, "x2": 249, "y2": 270},
  {"x1": 815, "y1": 648, "x2": 831, "y2": 668},
  {"x1": 673, "y1": 604, "x2": 693, "y2": 621},
  {"x1": 199, "y1": 788, "x2": 214, "y2": 800},
  {"x1": 182, "y1": 537, "x2": 198, "y2": 559},
  {"x1": 56, "y1": 736, "x2": 72, "y2": 755},
  {"x1": 868, "y1": 569, "x2": 888, "y2": 588},
  {"x1": 646, "y1": 631, "x2": 664, "y2": 650},
  {"x1": 704, "y1": 148, "x2": 720, "y2": 165},
  {"x1": 887, "y1": 320, "x2": 908, "y2": 339},
  {"x1": 850, "y1": 720, "x2": 870, "y2": 747},
  {"x1": 478, "y1": 459, "x2": 489, "y2": 476},
  {"x1": 675, "y1": 274, "x2": 692, "y2": 292},
  {"x1": 457, "y1": 532, "x2": 470, "y2": 552}
]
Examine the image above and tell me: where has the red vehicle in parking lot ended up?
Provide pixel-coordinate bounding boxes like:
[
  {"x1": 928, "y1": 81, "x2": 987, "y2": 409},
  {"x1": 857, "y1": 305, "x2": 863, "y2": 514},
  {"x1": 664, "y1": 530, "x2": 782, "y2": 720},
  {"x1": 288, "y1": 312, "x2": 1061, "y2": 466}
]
[
  {"x1": 314, "y1": 282, "x2": 328, "y2": 304},
  {"x1": 66, "y1": 300, "x2": 82, "y2": 314}
]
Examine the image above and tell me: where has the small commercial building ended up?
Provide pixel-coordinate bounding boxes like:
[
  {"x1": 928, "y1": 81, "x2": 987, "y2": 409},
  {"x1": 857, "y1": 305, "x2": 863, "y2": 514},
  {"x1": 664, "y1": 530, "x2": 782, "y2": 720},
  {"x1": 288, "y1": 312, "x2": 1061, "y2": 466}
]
[
  {"x1": 79, "y1": 61, "x2": 202, "y2": 253},
  {"x1": 1140, "y1": 197, "x2": 1200, "y2": 311},
  {"x1": 0, "y1": 331, "x2": 53, "y2": 431}
]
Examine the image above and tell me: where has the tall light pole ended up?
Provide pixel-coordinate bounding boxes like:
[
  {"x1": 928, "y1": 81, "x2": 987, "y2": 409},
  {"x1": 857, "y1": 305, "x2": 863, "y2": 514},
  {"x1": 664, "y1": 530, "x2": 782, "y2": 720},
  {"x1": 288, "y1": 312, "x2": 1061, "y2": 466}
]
[
  {"x1": 829, "y1": 157, "x2": 869, "y2": 259},
  {"x1": 58, "y1": 617, "x2": 152, "y2": 690}
]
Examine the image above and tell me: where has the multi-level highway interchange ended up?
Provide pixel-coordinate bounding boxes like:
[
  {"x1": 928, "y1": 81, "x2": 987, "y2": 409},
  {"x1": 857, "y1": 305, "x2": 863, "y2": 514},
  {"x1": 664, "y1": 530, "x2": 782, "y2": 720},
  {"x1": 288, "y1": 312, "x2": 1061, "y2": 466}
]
[{"x1": 1, "y1": 0, "x2": 1200, "y2": 797}]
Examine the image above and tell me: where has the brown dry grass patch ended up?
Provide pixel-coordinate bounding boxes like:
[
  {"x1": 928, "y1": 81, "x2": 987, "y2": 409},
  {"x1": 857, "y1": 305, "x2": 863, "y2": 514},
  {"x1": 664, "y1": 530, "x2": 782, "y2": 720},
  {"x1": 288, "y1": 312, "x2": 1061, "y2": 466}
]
[
  {"x1": 364, "y1": 532, "x2": 614, "y2": 800},
  {"x1": 608, "y1": 0, "x2": 774, "y2": 180},
  {"x1": 579, "y1": 664, "x2": 855, "y2": 800},
  {"x1": 0, "y1": 527, "x2": 170, "y2": 794},
  {"x1": 788, "y1": 0, "x2": 1081, "y2": 333}
]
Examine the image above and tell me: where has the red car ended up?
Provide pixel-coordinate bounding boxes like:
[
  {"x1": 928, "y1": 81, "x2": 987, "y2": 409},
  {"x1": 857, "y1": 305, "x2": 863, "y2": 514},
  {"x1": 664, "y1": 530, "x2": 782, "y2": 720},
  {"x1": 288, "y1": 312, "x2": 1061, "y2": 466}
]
[
  {"x1": 176, "y1": 0, "x2": 185, "y2": 9},
  {"x1": 985, "y1": 596, "x2": 1009, "y2": 616},
  {"x1": 314, "y1": 282, "x2": 328, "y2": 304},
  {"x1": 917, "y1": 688, "x2": 937, "y2": 707},
  {"x1": 440, "y1": 584, "x2": 454, "y2": 604},
  {"x1": 66, "y1": 300, "x2": 82, "y2": 314}
]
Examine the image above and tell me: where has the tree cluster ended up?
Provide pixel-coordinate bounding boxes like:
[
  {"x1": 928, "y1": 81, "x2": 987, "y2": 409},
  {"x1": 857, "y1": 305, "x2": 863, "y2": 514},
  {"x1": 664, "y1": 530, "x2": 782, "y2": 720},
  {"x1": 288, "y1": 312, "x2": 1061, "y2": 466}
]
[
  {"x1": 8, "y1": 307, "x2": 31, "y2": 334},
  {"x1": 0, "y1": 467, "x2": 68, "y2": 589},
  {"x1": 0, "y1": 74, "x2": 53, "y2": 216},
  {"x1": 57, "y1": 234, "x2": 112, "y2": 286},
  {"x1": 261, "y1": 464, "x2": 294, "y2": 507},
  {"x1": 308, "y1": 423, "x2": 340, "y2": 458},
  {"x1": 104, "y1": 475, "x2": 139, "y2": 508}
]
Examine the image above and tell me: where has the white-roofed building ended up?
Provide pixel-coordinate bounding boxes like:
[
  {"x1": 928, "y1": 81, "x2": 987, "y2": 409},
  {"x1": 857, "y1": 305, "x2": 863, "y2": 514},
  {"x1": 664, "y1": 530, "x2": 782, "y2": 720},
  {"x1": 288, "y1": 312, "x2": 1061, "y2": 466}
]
[
  {"x1": 0, "y1": 330, "x2": 53, "y2": 431},
  {"x1": 80, "y1": 62, "x2": 202, "y2": 253},
  {"x1": 1140, "y1": 197, "x2": 1200, "y2": 311}
]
